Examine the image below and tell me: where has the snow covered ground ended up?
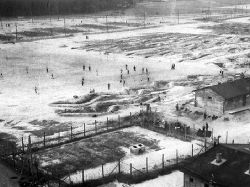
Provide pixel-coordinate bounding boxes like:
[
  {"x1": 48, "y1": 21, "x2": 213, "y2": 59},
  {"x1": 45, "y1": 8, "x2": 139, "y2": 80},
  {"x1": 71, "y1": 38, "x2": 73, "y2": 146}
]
[
  {"x1": 61, "y1": 127, "x2": 201, "y2": 183},
  {"x1": 99, "y1": 171, "x2": 183, "y2": 187}
]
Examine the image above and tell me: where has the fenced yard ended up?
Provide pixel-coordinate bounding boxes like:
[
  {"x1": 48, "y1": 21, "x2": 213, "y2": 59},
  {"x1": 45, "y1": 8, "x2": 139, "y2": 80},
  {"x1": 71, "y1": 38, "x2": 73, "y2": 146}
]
[{"x1": 0, "y1": 108, "x2": 212, "y2": 186}]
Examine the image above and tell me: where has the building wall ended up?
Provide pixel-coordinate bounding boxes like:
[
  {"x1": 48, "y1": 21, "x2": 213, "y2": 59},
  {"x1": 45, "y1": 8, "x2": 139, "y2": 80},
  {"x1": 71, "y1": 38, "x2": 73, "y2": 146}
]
[
  {"x1": 195, "y1": 89, "x2": 225, "y2": 116},
  {"x1": 224, "y1": 94, "x2": 250, "y2": 111},
  {"x1": 224, "y1": 96, "x2": 243, "y2": 111},
  {"x1": 184, "y1": 173, "x2": 212, "y2": 187}
]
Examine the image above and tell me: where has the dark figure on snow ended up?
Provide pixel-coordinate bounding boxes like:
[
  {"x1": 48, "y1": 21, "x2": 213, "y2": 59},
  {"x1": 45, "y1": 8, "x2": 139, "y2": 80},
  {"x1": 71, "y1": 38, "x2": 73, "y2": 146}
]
[
  {"x1": 120, "y1": 79, "x2": 122, "y2": 83},
  {"x1": 176, "y1": 103, "x2": 179, "y2": 111},
  {"x1": 89, "y1": 65, "x2": 91, "y2": 71},
  {"x1": 46, "y1": 67, "x2": 49, "y2": 73},
  {"x1": 108, "y1": 83, "x2": 111, "y2": 90},
  {"x1": 83, "y1": 65, "x2": 85, "y2": 71},
  {"x1": 34, "y1": 86, "x2": 38, "y2": 94},
  {"x1": 121, "y1": 69, "x2": 123, "y2": 74},
  {"x1": 51, "y1": 74, "x2": 54, "y2": 79},
  {"x1": 133, "y1": 65, "x2": 136, "y2": 71},
  {"x1": 203, "y1": 112, "x2": 207, "y2": 120},
  {"x1": 171, "y1": 64, "x2": 175, "y2": 70},
  {"x1": 127, "y1": 70, "x2": 129, "y2": 74},
  {"x1": 146, "y1": 68, "x2": 148, "y2": 74},
  {"x1": 125, "y1": 64, "x2": 128, "y2": 70},
  {"x1": 123, "y1": 80, "x2": 125, "y2": 86},
  {"x1": 0, "y1": 73, "x2": 3, "y2": 78},
  {"x1": 82, "y1": 78, "x2": 84, "y2": 86},
  {"x1": 205, "y1": 122, "x2": 209, "y2": 132},
  {"x1": 147, "y1": 77, "x2": 150, "y2": 82},
  {"x1": 142, "y1": 68, "x2": 144, "y2": 73},
  {"x1": 120, "y1": 74, "x2": 123, "y2": 80}
]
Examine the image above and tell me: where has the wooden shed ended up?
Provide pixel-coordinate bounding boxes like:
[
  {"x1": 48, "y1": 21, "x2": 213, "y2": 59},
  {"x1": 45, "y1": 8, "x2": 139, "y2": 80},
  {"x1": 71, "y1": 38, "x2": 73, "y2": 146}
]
[{"x1": 194, "y1": 78, "x2": 250, "y2": 116}]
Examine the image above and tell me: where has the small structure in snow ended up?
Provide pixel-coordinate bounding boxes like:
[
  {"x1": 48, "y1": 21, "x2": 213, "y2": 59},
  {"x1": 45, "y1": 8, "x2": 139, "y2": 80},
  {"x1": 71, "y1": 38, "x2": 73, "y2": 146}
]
[{"x1": 130, "y1": 144, "x2": 146, "y2": 155}]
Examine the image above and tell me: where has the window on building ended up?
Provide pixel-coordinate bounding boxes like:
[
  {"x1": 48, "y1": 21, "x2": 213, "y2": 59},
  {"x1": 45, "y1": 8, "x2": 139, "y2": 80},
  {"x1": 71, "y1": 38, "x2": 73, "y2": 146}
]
[
  {"x1": 189, "y1": 177, "x2": 194, "y2": 182},
  {"x1": 204, "y1": 183, "x2": 209, "y2": 187},
  {"x1": 208, "y1": 96, "x2": 212, "y2": 100}
]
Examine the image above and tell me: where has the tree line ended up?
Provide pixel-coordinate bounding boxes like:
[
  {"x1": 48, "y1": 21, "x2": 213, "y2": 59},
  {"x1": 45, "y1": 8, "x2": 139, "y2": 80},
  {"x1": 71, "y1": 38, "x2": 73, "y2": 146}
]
[{"x1": 0, "y1": 0, "x2": 134, "y2": 17}]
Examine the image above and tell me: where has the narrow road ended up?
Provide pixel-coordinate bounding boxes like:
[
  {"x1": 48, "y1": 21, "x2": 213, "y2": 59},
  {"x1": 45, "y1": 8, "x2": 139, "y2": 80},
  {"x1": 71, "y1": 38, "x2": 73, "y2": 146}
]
[{"x1": 0, "y1": 161, "x2": 20, "y2": 187}]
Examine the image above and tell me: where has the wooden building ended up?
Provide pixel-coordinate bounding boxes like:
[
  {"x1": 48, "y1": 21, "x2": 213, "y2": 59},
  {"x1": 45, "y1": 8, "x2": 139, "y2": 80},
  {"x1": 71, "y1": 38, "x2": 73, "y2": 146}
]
[
  {"x1": 194, "y1": 78, "x2": 250, "y2": 116},
  {"x1": 181, "y1": 144, "x2": 250, "y2": 187}
]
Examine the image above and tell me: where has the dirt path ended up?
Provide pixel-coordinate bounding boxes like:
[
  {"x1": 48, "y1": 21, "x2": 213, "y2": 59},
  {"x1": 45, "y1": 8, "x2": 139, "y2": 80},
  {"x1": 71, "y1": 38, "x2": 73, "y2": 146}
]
[{"x1": 0, "y1": 161, "x2": 20, "y2": 187}]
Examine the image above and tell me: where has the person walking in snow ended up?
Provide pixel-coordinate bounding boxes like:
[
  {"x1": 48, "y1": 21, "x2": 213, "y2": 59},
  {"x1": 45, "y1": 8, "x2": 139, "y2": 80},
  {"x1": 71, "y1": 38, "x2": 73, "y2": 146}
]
[
  {"x1": 108, "y1": 83, "x2": 111, "y2": 90},
  {"x1": 51, "y1": 73, "x2": 54, "y2": 79},
  {"x1": 125, "y1": 64, "x2": 128, "y2": 70},
  {"x1": 89, "y1": 65, "x2": 91, "y2": 71},
  {"x1": 142, "y1": 68, "x2": 144, "y2": 73},
  {"x1": 82, "y1": 77, "x2": 84, "y2": 86},
  {"x1": 46, "y1": 67, "x2": 49, "y2": 73},
  {"x1": 146, "y1": 68, "x2": 148, "y2": 74},
  {"x1": 34, "y1": 86, "x2": 38, "y2": 94},
  {"x1": 133, "y1": 65, "x2": 136, "y2": 71},
  {"x1": 83, "y1": 65, "x2": 85, "y2": 71}
]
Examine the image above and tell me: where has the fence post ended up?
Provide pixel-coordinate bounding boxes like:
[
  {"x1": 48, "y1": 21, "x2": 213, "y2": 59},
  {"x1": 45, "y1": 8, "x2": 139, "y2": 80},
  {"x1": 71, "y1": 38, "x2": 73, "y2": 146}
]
[
  {"x1": 28, "y1": 135, "x2": 31, "y2": 152},
  {"x1": 192, "y1": 144, "x2": 193, "y2": 157},
  {"x1": 130, "y1": 163, "x2": 132, "y2": 177},
  {"x1": 71, "y1": 126, "x2": 73, "y2": 140},
  {"x1": 146, "y1": 157, "x2": 148, "y2": 174},
  {"x1": 84, "y1": 123, "x2": 86, "y2": 137},
  {"x1": 22, "y1": 137, "x2": 24, "y2": 152},
  {"x1": 184, "y1": 125, "x2": 187, "y2": 140},
  {"x1": 176, "y1": 149, "x2": 178, "y2": 164},
  {"x1": 162, "y1": 154, "x2": 165, "y2": 169},
  {"x1": 43, "y1": 132, "x2": 46, "y2": 147},
  {"x1": 95, "y1": 120, "x2": 97, "y2": 134},
  {"x1": 107, "y1": 117, "x2": 109, "y2": 130},
  {"x1": 118, "y1": 159, "x2": 121, "y2": 174},
  {"x1": 82, "y1": 169, "x2": 84, "y2": 183},
  {"x1": 102, "y1": 164, "x2": 104, "y2": 178}
]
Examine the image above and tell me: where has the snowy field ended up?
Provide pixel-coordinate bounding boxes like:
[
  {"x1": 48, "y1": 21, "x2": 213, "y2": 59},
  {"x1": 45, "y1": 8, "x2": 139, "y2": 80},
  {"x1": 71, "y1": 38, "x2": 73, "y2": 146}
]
[
  {"x1": 0, "y1": 2, "x2": 250, "y2": 186},
  {"x1": 0, "y1": 6, "x2": 249, "y2": 152}
]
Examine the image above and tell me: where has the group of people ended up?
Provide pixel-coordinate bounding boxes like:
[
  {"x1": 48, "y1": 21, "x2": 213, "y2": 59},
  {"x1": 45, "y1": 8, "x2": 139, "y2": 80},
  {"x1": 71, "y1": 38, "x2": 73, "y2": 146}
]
[{"x1": 120, "y1": 64, "x2": 151, "y2": 87}]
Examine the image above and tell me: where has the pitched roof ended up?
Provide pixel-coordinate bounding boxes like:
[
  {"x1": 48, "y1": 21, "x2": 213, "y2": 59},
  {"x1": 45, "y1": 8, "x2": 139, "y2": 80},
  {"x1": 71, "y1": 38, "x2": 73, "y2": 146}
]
[
  {"x1": 196, "y1": 78, "x2": 250, "y2": 99},
  {"x1": 181, "y1": 144, "x2": 250, "y2": 187}
]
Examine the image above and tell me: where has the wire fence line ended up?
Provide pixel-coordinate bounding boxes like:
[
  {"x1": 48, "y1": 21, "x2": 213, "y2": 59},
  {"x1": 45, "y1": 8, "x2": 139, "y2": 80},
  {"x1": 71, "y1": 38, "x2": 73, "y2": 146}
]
[
  {"x1": 0, "y1": 108, "x2": 214, "y2": 186},
  {"x1": 61, "y1": 141, "x2": 214, "y2": 186}
]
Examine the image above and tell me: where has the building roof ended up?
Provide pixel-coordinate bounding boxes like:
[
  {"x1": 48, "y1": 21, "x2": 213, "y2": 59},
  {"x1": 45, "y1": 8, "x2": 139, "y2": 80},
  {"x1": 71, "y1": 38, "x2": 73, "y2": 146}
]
[
  {"x1": 181, "y1": 144, "x2": 250, "y2": 187},
  {"x1": 195, "y1": 78, "x2": 250, "y2": 99}
]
